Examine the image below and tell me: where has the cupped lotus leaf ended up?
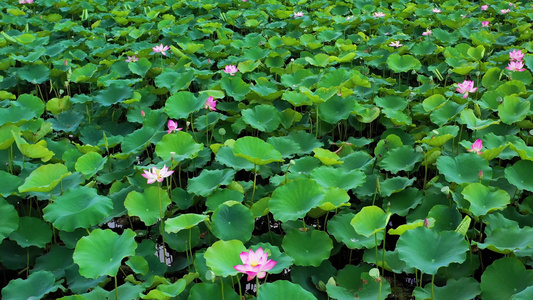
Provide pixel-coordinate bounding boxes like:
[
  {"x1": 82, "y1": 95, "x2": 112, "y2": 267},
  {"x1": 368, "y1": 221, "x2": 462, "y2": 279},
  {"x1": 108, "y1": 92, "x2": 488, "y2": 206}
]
[
  {"x1": 318, "y1": 95, "x2": 355, "y2": 124},
  {"x1": 126, "y1": 255, "x2": 149, "y2": 276},
  {"x1": 12, "y1": 133, "x2": 54, "y2": 162},
  {"x1": 124, "y1": 186, "x2": 171, "y2": 226},
  {"x1": 206, "y1": 189, "x2": 244, "y2": 211},
  {"x1": 498, "y1": 95, "x2": 530, "y2": 125},
  {"x1": 327, "y1": 270, "x2": 391, "y2": 300},
  {"x1": 282, "y1": 91, "x2": 313, "y2": 106},
  {"x1": 204, "y1": 240, "x2": 247, "y2": 277},
  {"x1": 436, "y1": 154, "x2": 492, "y2": 184},
  {"x1": 427, "y1": 205, "x2": 462, "y2": 232},
  {"x1": 512, "y1": 286, "x2": 533, "y2": 300},
  {"x1": 0, "y1": 125, "x2": 19, "y2": 149},
  {"x1": 121, "y1": 127, "x2": 158, "y2": 154},
  {"x1": 387, "y1": 54, "x2": 421, "y2": 73},
  {"x1": 505, "y1": 160, "x2": 533, "y2": 192},
  {"x1": 128, "y1": 58, "x2": 151, "y2": 77},
  {"x1": 477, "y1": 226, "x2": 533, "y2": 254},
  {"x1": 379, "y1": 145, "x2": 423, "y2": 174},
  {"x1": 16, "y1": 93, "x2": 45, "y2": 116},
  {"x1": 155, "y1": 69, "x2": 194, "y2": 94},
  {"x1": 142, "y1": 278, "x2": 186, "y2": 299},
  {"x1": 233, "y1": 136, "x2": 283, "y2": 165},
  {"x1": 187, "y1": 169, "x2": 236, "y2": 197},
  {"x1": 380, "y1": 176, "x2": 416, "y2": 197},
  {"x1": 189, "y1": 282, "x2": 239, "y2": 300},
  {"x1": 0, "y1": 198, "x2": 19, "y2": 240},
  {"x1": 241, "y1": 104, "x2": 281, "y2": 132},
  {"x1": 495, "y1": 80, "x2": 526, "y2": 95},
  {"x1": 317, "y1": 187, "x2": 351, "y2": 211},
  {"x1": 266, "y1": 136, "x2": 301, "y2": 158},
  {"x1": 166, "y1": 226, "x2": 200, "y2": 252},
  {"x1": 165, "y1": 214, "x2": 208, "y2": 233},
  {"x1": 422, "y1": 94, "x2": 446, "y2": 112},
  {"x1": 305, "y1": 53, "x2": 332, "y2": 67},
  {"x1": 282, "y1": 229, "x2": 333, "y2": 267},
  {"x1": 155, "y1": 131, "x2": 203, "y2": 161},
  {"x1": 1, "y1": 270, "x2": 60, "y2": 300},
  {"x1": 313, "y1": 148, "x2": 343, "y2": 165},
  {"x1": 94, "y1": 84, "x2": 133, "y2": 106},
  {"x1": 18, "y1": 64, "x2": 50, "y2": 84},
  {"x1": 215, "y1": 147, "x2": 255, "y2": 171},
  {"x1": 385, "y1": 188, "x2": 424, "y2": 217},
  {"x1": 9, "y1": 217, "x2": 52, "y2": 248},
  {"x1": 0, "y1": 106, "x2": 37, "y2": 126},
  {"x1": 43, "y1": 186, "x2": 113, "y2": 231},
  {"x1": 73, "y1": 229, "x2": 137, "y2": 279},
  {"x1": 374, "y1": 134, "x2": 403, "y2": 158},
  {"x1": 0, "y1": 170, "x2": 22, "y2": 196},
  {"x1": 351, "y1": 206, "x2": 391, "y2": 237},
  {"x1": 460, "y1": 109, "x2": 500, "y2": 131},
  {"x1": 480, "y1": 257, "x2": 533, "y2": 300},
  {"x1": 165, "y1": 91, "x2": 205, "y2": 119},
  {"x1": 328, "y1": 213, "x2": 381, "y2": 249},
  {"x1": 221, "y1": 76, "x2": 250, "y2": 101},
  {"x1": 461, "y1": 183, "x2": 510, "y2": 217},
  {"x1": 289, "y1": 131, "x2": 323, "y2": 154},
  {"x1": 71, "y1": 63, "x2": 97, "y2": 83},
  {"x1": 414, "y1": 277, "x2": 480, "y2": 300},
  {"x1": 318, "y1": 68, "x2": 351, "y2": 89},
  {"x1": 269, "y1": 179, "x2": 325, "y2": 222},
  {"x1": 388, "y1": 218, "x2": 436, "y2": 236},
  {"x1": 211, "y1": 201, "x2": 254, "y2": 242},
  {"x1": 397, "y1": 227, "x2": 469, "y2": 275},
  {"x1": 430, "y1": 101, "x2": 465, "y2": 127},
  {"x1": 258, "y1": 280, "x2": 317, "y2": 300},
  {"x1": 18, "y1": 163, "x2": 71, "y2": 193},
  {"x1": 310, "y1": 166, "x2": 365, "y2": 190},
  {"x1": 75, "y1": 152, "x2": 107, "y2": 178}
]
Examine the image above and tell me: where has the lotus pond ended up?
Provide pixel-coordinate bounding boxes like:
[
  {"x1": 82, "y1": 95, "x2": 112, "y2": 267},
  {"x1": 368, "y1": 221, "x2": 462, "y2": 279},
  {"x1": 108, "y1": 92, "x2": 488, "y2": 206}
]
[{"x1": 2, "y1": 0, "x2": 533, "y2": 299}]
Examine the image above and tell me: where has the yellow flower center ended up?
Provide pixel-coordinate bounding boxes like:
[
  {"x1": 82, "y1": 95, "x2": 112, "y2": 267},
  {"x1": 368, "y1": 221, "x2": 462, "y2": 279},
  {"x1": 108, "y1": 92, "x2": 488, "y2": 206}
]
[{"x1": 250, "y1": 260, "x2": 259, "y2": 267}]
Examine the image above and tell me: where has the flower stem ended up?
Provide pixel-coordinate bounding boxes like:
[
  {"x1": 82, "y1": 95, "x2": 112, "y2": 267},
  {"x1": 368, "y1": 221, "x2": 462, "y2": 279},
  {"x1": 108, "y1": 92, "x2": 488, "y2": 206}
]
[
  {"x1": 158, "y1": 185, "x2": 167, "y2": 265},
  {"x1": 251, "y1": 164, "x2": 257, "y2": 203},
  {"x1": 256, "y1": 276, "x2": 260, "y2": 297},
  {"x1": 115, "y1": 276, "x2": 119, "y2": 300}
]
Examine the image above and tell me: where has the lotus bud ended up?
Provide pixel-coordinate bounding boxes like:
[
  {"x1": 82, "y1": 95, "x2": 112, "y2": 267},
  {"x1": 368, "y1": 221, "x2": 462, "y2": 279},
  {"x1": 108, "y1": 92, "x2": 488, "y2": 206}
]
[
  {"x1": 478, "y1": 170, "x2": 483, "y2": 180},
  {"x1": 474, "y1": 103, "x2": 481, "y2": 118},
  {"x1": 141, "y1": 110, "x2": 145, "y2": 118},
  {"x1": 424, "y1": 218, "x2": 430, "y2": 228},
  {"x1": 218, "y1": 128, "x2": 226, "y2": 136}
]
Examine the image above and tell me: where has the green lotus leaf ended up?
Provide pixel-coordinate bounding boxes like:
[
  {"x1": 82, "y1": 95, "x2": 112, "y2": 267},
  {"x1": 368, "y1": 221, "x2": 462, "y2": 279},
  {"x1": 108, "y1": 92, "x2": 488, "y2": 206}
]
[
  {"x1": 94, "y1": 84, "x2": 133, "y2": 106},
  {"x1": 310, "y1": 166, "x2": 365, "y2": 190},
  {"x1": 430, "y1": 101, "x2": 465, "y2": 127},
  {"x1": 379, "y1": 145, "x2": 423, "y2": 174},
  {"x1": 288, "y1": 131, "x2": 323, "y2": 154},
  {"x1": 318, "y1": 95, "x2": 355, "y2": 124},
  {"x1": 258, "y1": 280, "x2": 317, "y2": 300},
  {"x1": 397, "y1": 227, "x2": 469, "y2": 275},
  {"x1": 0, "y1": 170, "x2": 22, "y2": 196},
  {"x1": 189, "y1": 282, "x2": 239, "y2": 300},
  {"x1": 242, "y1": 104, "x2": 281, "y2": 132},
  {"x1": 206, "y1": 189, "x2": 244, "y2": 211},
  {"x1": 0, "y1": 198, "x2": 18, "y2": 240},
  {"x1": 250, "y1": 81, "x2": 282, "y2": 99},
  {"x1": 282, "y1": 229, "x2": 333, "y2": 267},
  {"x1": 266, "y1": 136, "x2": 301, "y2": 158},
  {"x1": 351, "y1": 206, "x2": 391, "y2": 237},
  {"x1": 477, "y1": 226, "x2": 533, "y2": 254},
  {"x1": 211, "y1": 201, "x2": 254, "y2": 242},
  {"x1": 121, "y1": 126, "x2": 158, "y2": 154},
  {"x1": 16, "y1": 93, "x2": 45, "y2": 116},
  {"x1": 43, "y1": 186, "x2": 113, "y2": 231},
  {"x1": 460, "y1": 109, "x2": 500, "y2": 131},
  {"x1": 33, "y1": 245, "x2": 74, "y2": 280},
  {"x1": 505, "y1": 160, "x2": 533, "y2": 192},
  {"x1": 482, "y1": 67, "x2": 503, "y2": 90},
  {"x1": 221, "y1": 76, "x2": 250, "y2": 101},
  {"x1": 480, "y1": 257, "x2": 533, "y2": 300},
  {"x1": 281, "y1": 69, "x2": 316, "y2": 88},
  {"x1": 305, "y1": 53, "x2": 332, "y2": 67},
  {"x1": 313, "y1": 148, "x2": 343, "y2": 165},
  {"x1": 318, "y1": 68, "x2": 351, "y2": 88},
  {"x1": 316, "y1": 187, "x2": 350, "y2": 211},
  {"x1": 512, "y1": 286, "x2": 533, "y2": 300},
  {"x1": 155, "y1": 131, "x2": 204, "y2": 161},
  {"x1": 204, "y1": 240, "x2": 247, "y2": 277},
  {"x1": 215, "y1": 146, "x2": 255, "y2": 171},
  {"x1": 249, "y1": 243, "x2": 294, "y2": 275},
  {"x1": 165, "y1": 91, "x2": 205, "y2": 120},
  {"x1": 436, "y1": 153, "x2": 492, "y2": 184},
  {"x1": 73, "y1": 229, "x2": 137, "y2": 279},
  {"x1": 269, "y1": 179, "x2": 325, "y2": 222},
  {"x1": 495, "y1": 80, "x2": 526, "y2": 95},
  {"x1": 75, "y1": 152, "x2": 107, "y2": 178},
  {"x1": 427, "y1": 205, "x2": 462, "y2": 232},
  {"x1": 128, "y1": 58, "x2": 151, "y2": 77},
  {"x1": 125, "y1": 255, "x2": 149, "y2": 276},
  {"x1": 155, "y1": 69, "x2": 194, "y2": 94},
  {"x1": 124, "y1": 186, "x2": 171, "y2": 226},
  {"x1": 328, "y1": 213, "x2": 381, "y2": 249},
  {"x1": 380, "y1": 176, "x2": 416, "y2": 197},
  {"x1": 414, "y1": 277, "x2": 480, "y2": 300},
  {"x1": 233, "y1": 136, "x2": 283, "y2": 165},
  {"x1": 165, "y1": 214, "x2": 208, "y2": 233},
  {"x1": 374, "y1": 134, "x2": 403, "y2": 158},
  {"x1": 0, "y1": 125, "x2": 19, "y2": 149},
  {"x1": 12, "y1": 133, "x2": 54, "y2": 162},
  {"x1": 461, "y1": 183, "x2": 510, "y2": 217},
  {"x1": 187, "y1": 169, "x2": 236, "y2": 197},
  {"x1": 142, "y1": 278, "x2": 186, "y2": 299},
  {"x1": 18, "y1": 64, "x2": 50, "y2": 84},
  {"x1": 1, "y1": 271, "x2": 60, "y2": 300},
  {"x1": 422, "y1": 94, "x2": 446, "y2": 112},
  {"x1": 327, "y1": 266, "x2": 391, "y2": 300},
  {"x1": 385, "y1": 188, "x2": 424, "y2": 217},
  {"x1": 498, "y1": 95, "x2": 530, "y2": 125},
  {"x1": 9, "y1": 217, "x2": 52, "y2": 248},
  {"x1": 71, "y1": 63, "x2": 98, "y2": 83},
  {"x1": 18, "y1": 163, "x2": 71, "y2": 193},
  {"x1": 387, "y1": 54, "x2": 421, "y2": 73},
  {"x1": 299, "y1": 86, "x2": 337, "y2": 104}
]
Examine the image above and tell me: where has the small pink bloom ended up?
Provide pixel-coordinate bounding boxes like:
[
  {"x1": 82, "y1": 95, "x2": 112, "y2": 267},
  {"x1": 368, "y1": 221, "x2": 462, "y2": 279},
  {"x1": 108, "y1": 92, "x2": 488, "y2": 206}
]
[
  {"x1": 509, "y1": 49, "x2": 524, "y2": 61},
  {"x1": 500, "y1": 9, "x2": 510, "y2": 14},
  {"x1": 467, "y1": 139, "x2": 483, "y2": 155},
  {"x1": 204, "y1": 96, "x2": 217, "y2": 111},
  {"x1": 373, "y1": 12, "x2": 386, "y2": 18},
  {"x1": 422, "y1": 29, "x2": 432, "y2": 36},
  {"x1": 481, "y1": 21, "x2": 490, "y2": 27},
  {"x1": 233, "y1": 248, "x2": 277, "y2": 281},
  {"x1": 506, "y1": 60, "x2": 526, "y2": 72},
  {"x1": 152, "y1": 44, "x2": 170, "y2": 56},
  {"x1": 432, "y1": 8, "x2": 441, "y2": 13},
  {"x1": 389, "y1": 41, "x2": 403, "y2": 47},
  {"x1": 126, "y1": 55, "x2": 139, "y2": 62},
  {"x1": 478, "y1": 170, "x2": 484, "y2": 180},
  {"x1": 167, "y1": 119, "x2": 182, "y2": 134},
  {"x1": 294, "y1": 11, "x2": 304, "y2": 18},
  {"x1": 423, "y1": 218, "x2": 430, "y2": 229},
  {"x1": 456, "y1": 80, "x2": 477, "y2": 98},
  {"x1": 481, "y1": 5, "x2": 488, "y2": 10},
  {"x1": 509, "y1": 2, "x2": 514, "y2": 6},
  {"x1": 19, "y1": 0, "x2": 33, "y2": 3},
  {"x1": 223, "y1": 65, "x2": 238, "y2": 76},
  {"x1": 141, "y1": 110, "x2": 145, "y2": 118},
  {"x1": 141, "y1": 164, "x2": 174, "y2": 184},
  {"x1": 64, "y1": 59, "x2": 68, "y2": 66}
]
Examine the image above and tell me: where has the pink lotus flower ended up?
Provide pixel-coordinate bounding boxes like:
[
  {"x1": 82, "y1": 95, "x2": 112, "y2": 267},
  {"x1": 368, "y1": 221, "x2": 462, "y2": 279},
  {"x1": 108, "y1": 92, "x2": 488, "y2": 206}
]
[
  {"x1": 223, "y1": 65, "x2": 238, "y2": 76},
  {"x1": 500, "y1": 9, "x2": 510, "y2": 14},
  {"x1": 167, "y1": 120, "x2": 182, "y2": 134},
  {"x1": 481, "y1": 5, "x2": 488, "y2": 10},
  {"x1": 481, "y1": 21, "x2": 490, "y2": 27},
  {"x1": 152, "y1": 44, "x2": 170, "y2": 56},
  {"x1": 141, "y1": 110, "x2": 145, "y2": 118},
  {"x1": 373, "y1": 12, "x2": 386, "y2": 18},
  {"x1": 389, "y1": 41, "x2": 403, "y2": 47},
  {"x1": 467, "y1": 139, "x2": 483, "y2": 155},
  {"x1": 19, "y1": 0, "x2": 33, "y2": 3},
  {"x1": 234, "y1": 248, "x2": 277, "y2": 281},
  {"x1": 509, "y1": 49, "x2": 524, "y2": 61},
  {"x1": 126, "y1": 55, "x2": 139, "y2": 62},
  {"x1": 509, "y1": 2, "x2": 514, "y2": 6},
  {"x1": 432, "y1": 8, "x2": 441, "y2": 13},
  {"x1": 204, "y1": 96, "x2": 217, "y2": 111},
  {"x1": 294, "y1": 11, "x2": 304, "y2": 18},
  {"x1": 141, "y1": 165, "x2": 174, "y2": 184},
  {"x1": 456, "y1": 80, "x2": 477, "y2": 98},
  {"x1": 422, "y1": 29, "x2": 432, "y2": 36},
  {"x1": 506, "y1": 60, "x2": 526, "y2": 72}
]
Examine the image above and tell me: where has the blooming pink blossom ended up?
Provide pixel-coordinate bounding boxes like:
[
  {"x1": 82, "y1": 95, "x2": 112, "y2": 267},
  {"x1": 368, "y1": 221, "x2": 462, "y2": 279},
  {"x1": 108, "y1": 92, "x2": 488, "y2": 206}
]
[
  {"x1": 204, "y1": 96, "x2": 217, "y2": 111},
  {"x1": 481, "y1": 5, "x2": 488, "y2": 10},
  {"x1": 456, "y1": 80, "x2": 477, "y2": 98},
  {"x1": 432, "y1": 8, "x2": 441, "y2": 13},
  {"x1": 152, "y1": 44, "x2": 170, "y2": 56},
  {"x1": 19, "y1": 0, "x2": 33, "y2": 3},
  {"x1": 509, "y1": 2, "x2": 514, "y2": 6},
  {"x1": 234, "y1": 248, "x2": 277, "y2": 281},
  {"x1": 500, "y1": 9, "x2": 510, "y2": 14},
  {"x1": 141, "y1": 165, "x2": 174, "y2": 184},
  {"x1": 509, "y1": 49, "x2": 524, "y2": 61},
  {"x1": 389, "y1": 41, "x2": 403, "y2": 47},
  {"x1": 467, "y1": 139, "x2": 483, "y2": 155},
  {"x1": 126, "y1": 55, "x2": 139, "y2": 62},
  {"x1": 294, "y1": 11, "x2": 304, "y2": 18},
  {"x1": 422, "y1": 29, "x2": 432, "y2": 36},
  {"x1": 373, "y1": 12, "x2": 386, "y2": 18},
  {"x1": 481, "y1": 21, "x2": 490, "y2": 27},
  {"x1": 506, "y1": 60, "x2": 526, "y2": 72},
  {"x1": 167, "y1": 120, "x2": 182, "y2": 134},
  {"x1": 223, "y1": 65, "x2": 238, "y2": 76}
]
